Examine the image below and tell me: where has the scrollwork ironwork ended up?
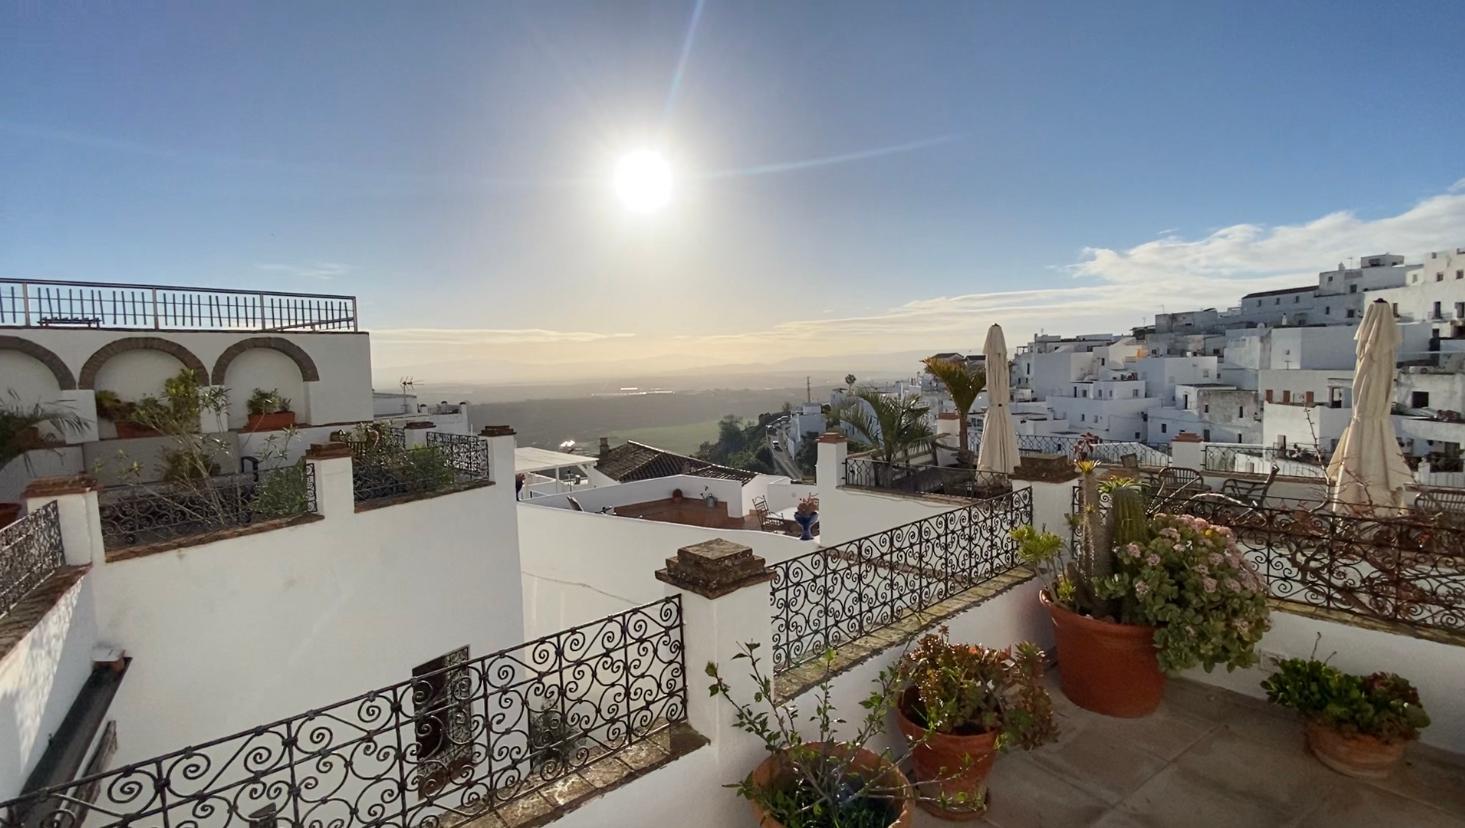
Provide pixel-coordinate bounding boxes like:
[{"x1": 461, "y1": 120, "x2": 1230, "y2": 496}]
[
  {"x1": 843, "y1": 457, "x2": 1011, "y2": 500},
  {"x1": 0, "y1": 501, "x2": 64, "y2": 617},
  {"x1": 0, "y1": 596, "x2": 686, "y2": 827},
  {"x1": 98, "y1": 464, "x2": 317, "y2": 551}
]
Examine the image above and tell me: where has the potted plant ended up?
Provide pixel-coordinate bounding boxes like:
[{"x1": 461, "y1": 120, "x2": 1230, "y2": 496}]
[
  {"x1": 245, "y1": 388, "x2": 296, "y2": 431},
  {"x1": 672, "y1": 487, "x2": 684, "y2": 502},
  {"x1": 794, "y1": 494, "x2": 820, "y2": 541},
  {"x1": 702, "y1": 485, "x2": 719, "y2": 509},
  {"x1": 1262, "y1": 657, "x2": 1430, "y2": 779},
  {"x1": 94, "y1": 389, "x2": 155, "y2": 439},
  {"x1": 708, "y1": 644, "x2": 919, "y2": 827},
  {"x1": 0, "y1": 393, "x2": 86, "y2": 524},
  {"x1": 894, "y1": 629, "x2": 1057, "y2": 819},
  {"x1": 1013, "y1": 469, "x2": 1270, "y2": 717}
]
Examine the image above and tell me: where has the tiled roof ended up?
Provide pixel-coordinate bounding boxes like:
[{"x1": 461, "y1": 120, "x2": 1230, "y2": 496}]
[{"x1": 596, "y1": 441, "x2": 758, "y2": 484}]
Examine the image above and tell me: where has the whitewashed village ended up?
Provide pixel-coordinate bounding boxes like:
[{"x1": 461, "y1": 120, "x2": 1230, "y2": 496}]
[{"x1": 0, "y1": 243, "x2": 1462, "y2": 827}]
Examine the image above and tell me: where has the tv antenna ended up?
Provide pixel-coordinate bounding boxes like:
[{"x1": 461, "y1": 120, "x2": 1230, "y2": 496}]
[{"x1": 399, "y1": 377, "x2": 415, "y2": 414}]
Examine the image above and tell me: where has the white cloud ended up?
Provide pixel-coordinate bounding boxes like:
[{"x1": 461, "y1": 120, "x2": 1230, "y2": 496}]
[
  {"x1": 256, "y1": 262, "x2": 351, "y2": 280},
  {"x1": 372, "y1": 327, "x2": 634, "y2": 346}
]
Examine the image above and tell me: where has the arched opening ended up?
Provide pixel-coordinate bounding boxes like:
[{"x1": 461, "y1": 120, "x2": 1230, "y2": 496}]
[{"x1": 221, "y1": 348, "x2": 309, "y2": 429}]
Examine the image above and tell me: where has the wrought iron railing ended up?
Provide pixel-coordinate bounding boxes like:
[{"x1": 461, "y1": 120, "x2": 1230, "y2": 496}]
[
  {"x1": 770, "y1": 487, "x2": 1033, "y2": 673},
  {"x1": 99, "y1": 464, "x2": 318, "y2": 551},
  {"x1": 0, "y1": 596, "x2": 686, "y2": 827},
  {"x1": 0, "y1": 501, "x2": 64, "y2": 617},
  {"x1": 843, "y1": 457, "x2": 1011, "y2": 499},
  {"x1": 0, "y1": 278, "x2": 357, "y2": 332},
  {"x1": 1067, "y1": 484, "x2": 1464, "y2": 635},
  {"x1": 968, "y1": 433, "x2": 1171, "y2": 466},
  {"x1": 1203, "y1": 444, "x2": 1328, "y2": 479},
  {"x1": 348, "y1": 428, "x2": 491, "y2": 505}
]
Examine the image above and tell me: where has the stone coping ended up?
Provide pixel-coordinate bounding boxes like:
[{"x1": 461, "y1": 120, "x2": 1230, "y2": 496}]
[
  {"x1": 353, "y1": 479, "x2": 494, "y2": 513},
  {"x1": 773, "y1": 566, "x2": 1038, "y2": 703},
  {"x1": 454, "y1": 722, "x2": 708, "y2": 828},
  {"x1": 0, "y1": 566, "x2": 89, "y2": 664},
  {"x1": 105, "y1": 514, "x2": 324, "y2": 562},
  {"x1": 23, "y1": 475, "x2": 101, "y2": 498},
  {"x1": 1272, "y1": 600, "x2": 1465, "y2": 649}
]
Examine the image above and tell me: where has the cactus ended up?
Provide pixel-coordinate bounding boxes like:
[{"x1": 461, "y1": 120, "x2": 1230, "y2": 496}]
[{"x1": 1064, "y1": 467, "x2": 1149, "y2": 619}]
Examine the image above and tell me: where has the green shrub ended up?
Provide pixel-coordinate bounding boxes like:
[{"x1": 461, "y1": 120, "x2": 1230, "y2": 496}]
[{"x1": 1262, "y1": 659, "x2": 1430, "y2": 743}]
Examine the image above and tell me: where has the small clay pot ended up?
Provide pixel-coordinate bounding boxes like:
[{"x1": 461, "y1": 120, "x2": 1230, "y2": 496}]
[
  {"x1": 894, "y1": 688, "x2": 996, "y2": 820},
  {"x1": 1042, "y1": 591, "x2": 1165, "y2": 718},
  {"x1": 748, "y1": 742, "x2": 913, "y2": 828},
  {"x1": 1305, "y1": 721, "x2": 1407, "y2": 779}
]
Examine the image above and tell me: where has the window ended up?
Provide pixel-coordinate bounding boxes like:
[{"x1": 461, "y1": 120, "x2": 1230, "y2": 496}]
[
  {"x1": 1293, "y1": 295, "x2": 1300, "y2": 303},
  {"x1": 1132, "y1": 389, "x2": 1140, "y2": 398},
  {"x1": 1080, "y1": 413, "x2": 1086, "y2": 422},
  {"x1": 1393, "y1": 302, "x2": 1399, "y2": 316},
  {"x1": 1238, "y1": 406, "x2": 1245, "y2": 417},
  {"x1": 1203, "y1": 403, "x2": 1210, "y2": 414},
  {"x1": 1349, "y1": 284, "x2": 1358, "y2": 294},
  {"x1": 1203, "y1": 429, "x2": 1211, "y2": 441},
  {"x1": 1327, "y1": 275, "x2": 1333, "y2": 282},
  {"x1": 1274, "y1": 297, "x2": 1281, "y2": 305},
  {"x1": 1412, "y1": 391, "x2": 1431, "y2": 408},
  {"x1": 1324, "y1": 306, "x2": 1331, "y2": 315},
  {"x1": 1437, "y1": 272, "x2": 1445, "y2": 282},
  {"x1": 413, "y1": 647, "x2": 472, "y2": 794},
  {"x1": 1456, "y1": 302, "x2": 1464, "y2": 318},
  {"x1": 1305, "y1": 391, "x2": 1314, "y2": 406},
  {"x1": 1265, "y1": 389, "x2": 1274, "y2": 403},
  {"x1": 1282, "y1": 390, "x2": 1292, "y2": 404},
  {"x1": 1134, "y1": 432, "x2": 1141, "y2": 439},
  {"x1": 1346, "y1": 309, "x2": 1355, "y2": 319},
  {"x1": 1202, "y1": 368, "x2": 1211, "y2": 378},
  {"x1": 1456, "y1": 270, "x2": 1463, "y2": 280},
  {"x1": 1161, "y1": 423, "x2": 1168, "y2": 434}
]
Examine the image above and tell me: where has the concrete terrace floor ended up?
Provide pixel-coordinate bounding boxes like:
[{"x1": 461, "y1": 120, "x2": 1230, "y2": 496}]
[{"x1": 913, "y1": 673, "x2": 1465, "y2": 828}]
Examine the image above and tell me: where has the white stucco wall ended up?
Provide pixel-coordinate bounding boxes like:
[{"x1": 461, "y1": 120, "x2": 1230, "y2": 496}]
[
  {"x1": 221, "y1": 348, "x2": 309, "y2": 428},
  {"x1": 0, "y1": 351, "x2": 62, "y2": 410},
  {"x1": 90, "y1": 481, "x2": 523, "y2": 764},
  {"x1": 0, "y1": 575, "x2": 98, "y2": 797}
]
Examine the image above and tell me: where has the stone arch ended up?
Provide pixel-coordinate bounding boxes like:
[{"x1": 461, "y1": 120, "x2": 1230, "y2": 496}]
[
  {"x1": 0, "y1": 336, "x2": 76, "y2": 390},
  {"x1": 210, "y1": 337, "x2": 320, "y2": 384},
  {"x1": 78, "y1": 337, "x2": 208, "y2": 390}
]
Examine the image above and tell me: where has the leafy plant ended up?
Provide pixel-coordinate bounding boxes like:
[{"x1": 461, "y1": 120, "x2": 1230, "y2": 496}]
[
  {"x1": 921, "y1": 357, "x2": 985, "y2": 465},
  {"x1": 1263, "y1": 658, "x2": 1430, "y2": 743},
  {"x1": 898, "y1": 628, "x2": 1057, "y2": 750},
  {"x1": 831, "y1": 388, "x2": 935, "y2": 468},
  {"x1": 247, "y1": 388, "x2": 290, "y2": 416},
  {"x1": 796, "y1": 494, "x2": 820, "y2": 515},
  {"x1": 93, "y1": 389, "x2": 129, "y2": 422},
  {"x1": 403, "y1": 445, "x2": 455, "y2": 491},
  {"x1": 0, "y1": 392, "x2": 86, "y2": 472},
  {"x1": 708, "y1": 643, "x2": 953, "y2": 827},
  {"x1": 250, "y1": 461, "x2": 310, "y2": 519}
]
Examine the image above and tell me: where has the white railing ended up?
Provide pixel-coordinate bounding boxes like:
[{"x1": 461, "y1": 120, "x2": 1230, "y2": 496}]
[{"x1": 0, "y1": 278, "x2": 357, "y2": 332}]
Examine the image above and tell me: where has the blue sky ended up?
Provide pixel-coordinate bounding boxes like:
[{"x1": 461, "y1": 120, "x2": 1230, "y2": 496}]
[{"x1": 3, "y1": 1, "x2": 1464, "y2": 382}]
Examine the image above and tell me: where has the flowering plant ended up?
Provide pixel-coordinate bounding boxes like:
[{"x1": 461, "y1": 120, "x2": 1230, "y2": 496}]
[
  {"x1": 796, "y1": 494, "x2": 821, "y2": 515},
  {"x1": 1097, "y1": 513, "x2": 1271, "y2": 673},
  {"x1": 897, "y1": 628, "x2": 1057, "y2": 749}
]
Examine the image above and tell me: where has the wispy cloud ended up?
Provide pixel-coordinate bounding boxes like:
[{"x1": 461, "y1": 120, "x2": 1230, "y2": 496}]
[
  {"x1": 256, "y1": 262, "x2": 351, "y2": 281},
  {"x1": 700, "y1": 134, "x2": 962, "y2": 180},
  {"x1": 373, "y1": 328, "x2": 634, "y2": 346}
]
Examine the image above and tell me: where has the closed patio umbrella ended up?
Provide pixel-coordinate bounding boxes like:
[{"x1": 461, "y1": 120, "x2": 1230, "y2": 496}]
[
  {"x1": 1326, "y1": 299, "x2": 1412, "y2": 514},
  {"x1": 977, "y1": 324, "x2": 1020, "y2": 474}
]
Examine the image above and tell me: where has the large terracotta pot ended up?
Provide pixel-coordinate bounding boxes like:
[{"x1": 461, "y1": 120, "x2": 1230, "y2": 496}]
[
  {"x1": 1041, "y1": 591, "x2": 1165, "y2": 718},
  {"x1": 1305, "y1": 721, "x2": 1407, "y2": 779},
  {"x1": 894, "y1": 688, "x2": 995, "y2": 820},
  {"x1": 749, "y1": 742, "x2": 913, "y2": 828},
  {"x1": 244, "y1": 411, "x2": 297, "y2": 432}
]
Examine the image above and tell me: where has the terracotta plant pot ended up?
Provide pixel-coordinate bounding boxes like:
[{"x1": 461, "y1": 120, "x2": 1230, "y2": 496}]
[
  {"x1": 1042, "y1": 591, "x2": 1165, "y2": 718},
  {"x1": 894, "y1": 688, "x2": 995, "y2": 820},
  {"x1": 1305, "y1": 721, "x2": 1407, "y2": 779},
  {"x1": 114, "y1": 420, "x2": 161, "y2": 439},
  {"x1": 244, "y1": 411, "x2": 297, "y2": 432},
  {"x1": 0, "y1": 502, "x2": 22, "y2": 528},
  {"x1": 748, "y1": 742, "x2": 913, "y2": 828}
]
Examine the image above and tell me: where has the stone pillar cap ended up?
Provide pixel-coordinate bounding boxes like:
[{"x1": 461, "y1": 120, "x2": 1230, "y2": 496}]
[
  {"x1": 655, "y1": 538, "x2": 771, "y2": 599},
  {"x1": 817, "y1": 432, "x2": 848, "y2": 444},
  {"x1": 937, "y1": 412, "x2": 960, "y2": 420},
  {"x1": 305, "y1": 441, "x2": 353, "y2": 460},
  {"x1": 480, "y1": 425, "x2": 516, "y2": 437},
  {"x1": 24, "y1": 474, "x2": 100, "y2": 498}
]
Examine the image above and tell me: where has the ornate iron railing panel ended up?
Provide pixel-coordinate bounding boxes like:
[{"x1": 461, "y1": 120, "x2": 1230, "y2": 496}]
[
  {"x1": 349, "y1": 428, "x2": 490, "y2": 504},
  {"x1": 843, "y1": 457, "x2": 1011, "y2": 500},
  {"x1": 0, "y1": 596, "x2": 687, "y2": 828},
  {"x1": 0, "y1": 278, "x2": 356, "y2": 331},
  {"x1": 99, "y1": 464, "x2": 318, "y2": 551},
  {"x1": 0, "y1": 501, "x2": 65, "y2": 617},
  {"x1": 770, "y1": 487, "x2": 1032, "y2": 673}
]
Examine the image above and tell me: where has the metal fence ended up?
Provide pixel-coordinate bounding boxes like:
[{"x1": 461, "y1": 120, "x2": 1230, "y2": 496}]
[
  {"x1": 350, "y1": 429, "x2": 491, "y2": 505},
  {"x1": 770, "y1": 487, "x2": 1033, "y2": 673},
  {"x1": 0, "y1": 596, "x2": 686, "y2": 828},
  {"x1": 0, "y1": 501, "x2": 64, "y2": 617},
  {"x1": 843, "y1": 457, "x2": 1011, "y2": 499},
  {"x1": 99, "y1": 465, "x2": 318, "y2": 551},
  {"x1": 968, "y1": 433, "x2": 1171, "y2": 467},
  {"x1": 0, "y1": 278, "x2": 357, "y2": 332},
  {"x1": 1203, "y1": 444, "x2": 1328, "y2": 479}
]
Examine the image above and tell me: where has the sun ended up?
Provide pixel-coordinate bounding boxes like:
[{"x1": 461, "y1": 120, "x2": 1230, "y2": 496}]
[{"x1": 613, "y1": 149, "x2": 673, "y2": 213}]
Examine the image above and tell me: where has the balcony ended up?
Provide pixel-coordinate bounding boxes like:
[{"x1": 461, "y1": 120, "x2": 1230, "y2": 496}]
[{"x1": 0, "y1": 278, "x2": 357, "y2": 332}]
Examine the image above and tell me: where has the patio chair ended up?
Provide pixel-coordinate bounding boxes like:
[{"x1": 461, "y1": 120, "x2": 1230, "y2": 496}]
[
  {"x1": 751, "y1": 495, "x2": 784, "y2": 531},
  {"x1": 1149, "y1": 466, "x2": 1208, "y2": 514},
  {"x1": 1119, "y1": 453, "x2": 1141, "y2": 470},
  {"x1": 1416, "y1": 489, "x2": 1465, "y2": 528},
  {"x1": 1219, "y1": 466, "x2": 1279, "y2": 509}
]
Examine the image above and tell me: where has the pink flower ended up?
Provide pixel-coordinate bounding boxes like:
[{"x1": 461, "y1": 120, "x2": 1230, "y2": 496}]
[
  {"x1": 1202, "y1": 577, "x2": 1218, "y2": 593},
  {"x1": 1195, "y1": 564, "x2": 1209, "y2": 576},
  {"x1": 1225, "y1": 578, "x2": 1240, "y2": 593},
  {"x1": 1125, "y1": 543, "x2": 1143, "y2": 559},
  {"x1": 1134, "y1": 581, "x2": 1150, "y2": 596},
  {"x1": 1145, "y1": 554, "x2": 1161, "y2": 566},
  {"x1": 1172, "y1": 543, "x2": 1185, "y2": 552},
  {"x1": 1208, "y1": 553, "x2": 1223, "y2": 566}
]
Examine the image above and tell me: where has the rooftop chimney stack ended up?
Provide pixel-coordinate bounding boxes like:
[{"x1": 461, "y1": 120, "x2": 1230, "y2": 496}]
[{"x1": 599, "y1": 437, "x2": 611, "y2": 457}]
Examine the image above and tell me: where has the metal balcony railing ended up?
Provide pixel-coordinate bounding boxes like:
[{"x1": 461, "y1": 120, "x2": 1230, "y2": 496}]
[{"x1": 0, "y1": 278, "x2": 357, "y2": 332}]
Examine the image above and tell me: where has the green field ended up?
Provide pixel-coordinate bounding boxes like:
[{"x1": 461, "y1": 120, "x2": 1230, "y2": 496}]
[{"x1": 606, "y1": 418, "x2": 723, "y2": 455}]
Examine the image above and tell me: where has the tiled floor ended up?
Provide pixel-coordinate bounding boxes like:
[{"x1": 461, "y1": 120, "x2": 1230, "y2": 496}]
[{"x1": 914, "y1": 673, "x2": 1465, "y2": 828}]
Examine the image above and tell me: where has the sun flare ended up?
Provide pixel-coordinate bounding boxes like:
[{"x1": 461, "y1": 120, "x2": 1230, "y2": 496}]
[{"x1": 613, "y1": 149, "x2": 673, "y2": 213}]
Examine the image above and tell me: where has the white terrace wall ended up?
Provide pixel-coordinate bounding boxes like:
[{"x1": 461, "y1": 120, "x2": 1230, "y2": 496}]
[
  {"x1": 531, "y1": 474, "x2": 748, "y2": 517},
  {"x1": 517, "y1": 501, "x2": 811, "y2": 639},
  {"x1": 29, "y1": 435, "x2": 523, "y2": 766},
  {"x1": 0, "y1": 575, "x2": 98, "y2": 794}
]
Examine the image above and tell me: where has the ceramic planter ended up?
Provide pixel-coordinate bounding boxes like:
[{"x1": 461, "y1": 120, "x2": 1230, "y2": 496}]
[
  {"x1": 1042, "y1": 591, "x2": 1164, "y2": 718},
  {"x1": 1305, "y1": 721, "x2": 1407, "y2": 779},
  {"x1": 894, "y1": 689, "x2": 996, "y2": 820},
  {"x1": 244, "y1": 411, "x2": 297, "y2": 432},
  {"x1": 748, "y1": 742, "x2": 913, "y2": 828},
  {"x1": 793, "y1": 511, "x2": 818, "y2": 541}
]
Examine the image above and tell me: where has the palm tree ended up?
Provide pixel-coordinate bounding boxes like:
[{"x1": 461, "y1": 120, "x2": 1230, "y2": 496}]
[
  {"x1": 0, "y1": 392, "x2": 85, "y2": 474},
  {"x1": 831, "y1": 387, "x2": 935, "y2": 473},
  {"x1": 922, "y1": 357, "x2": 986, "y2": 465},
  {"x1": 844, "y1": 373, "x2": 857, "y2": 389}
]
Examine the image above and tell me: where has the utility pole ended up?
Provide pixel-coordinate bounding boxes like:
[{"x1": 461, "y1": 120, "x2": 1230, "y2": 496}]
[{"x1": 806, "y1": 375, "x2": 811, "y2": 404}]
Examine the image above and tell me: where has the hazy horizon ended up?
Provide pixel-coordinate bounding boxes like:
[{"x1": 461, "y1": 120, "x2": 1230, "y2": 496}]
[{"x1": 4, "y1": 2, "x2": 1464, "y2": 386}]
